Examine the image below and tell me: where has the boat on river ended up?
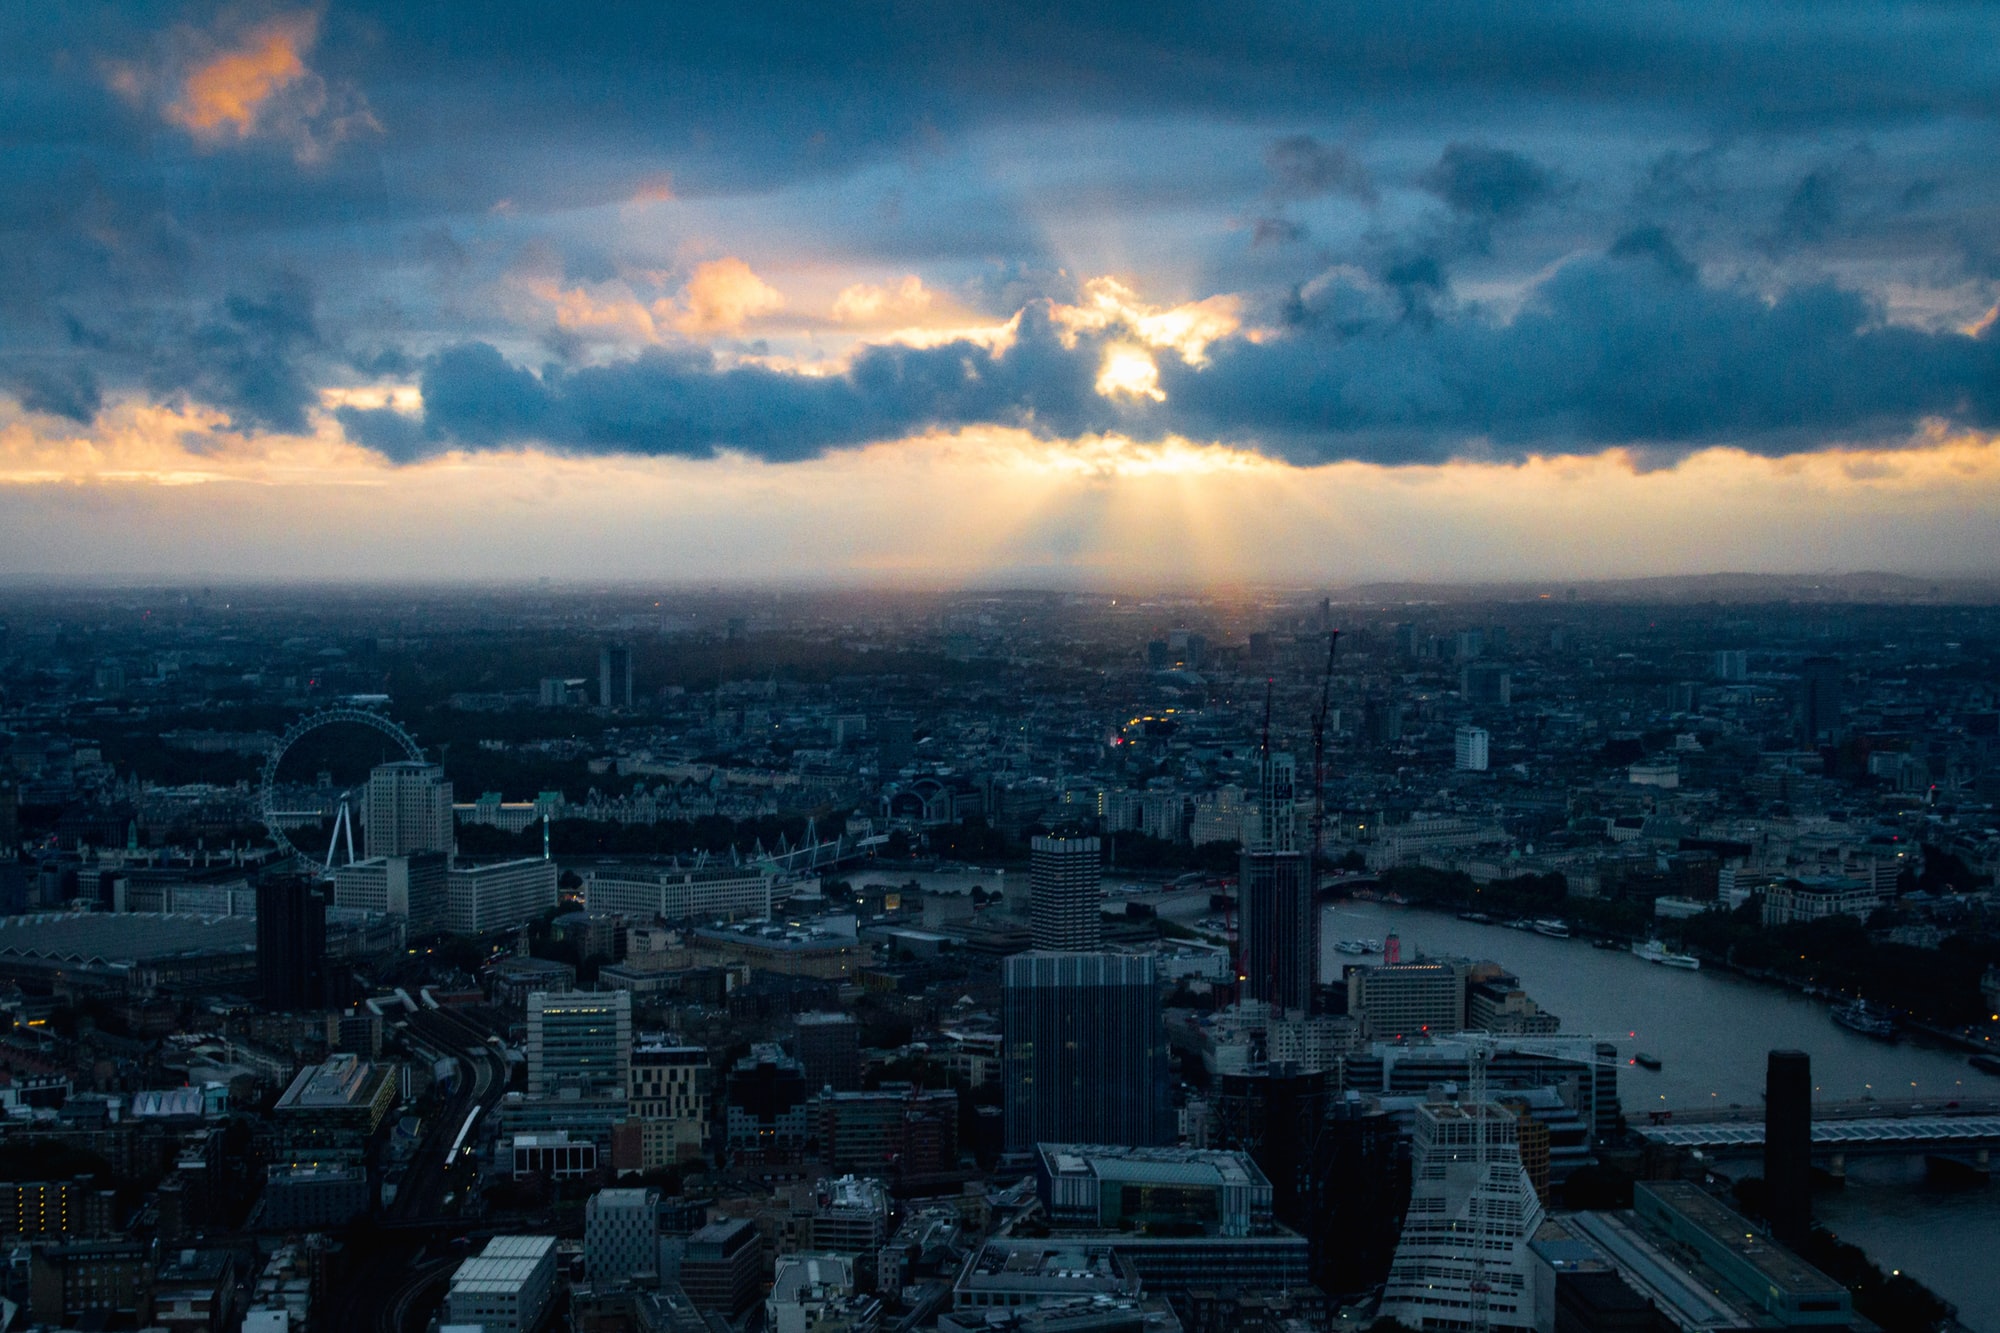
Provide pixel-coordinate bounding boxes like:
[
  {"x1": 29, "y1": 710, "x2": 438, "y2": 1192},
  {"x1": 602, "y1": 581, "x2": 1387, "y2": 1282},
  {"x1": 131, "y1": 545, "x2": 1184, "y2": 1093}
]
[
  {"x1": 1633, "y1": 939, "x2": 1701, "y2": 969},
  {"x1": 1532, "y1": 918, "x2": 1571, "y2": 938},
  {"x1": 1831, "y1": 998, "x2": 1898, "y2": 1040},
  {"x1": 1335, "y1": 939, "x2": 1371, "y2": 956}
]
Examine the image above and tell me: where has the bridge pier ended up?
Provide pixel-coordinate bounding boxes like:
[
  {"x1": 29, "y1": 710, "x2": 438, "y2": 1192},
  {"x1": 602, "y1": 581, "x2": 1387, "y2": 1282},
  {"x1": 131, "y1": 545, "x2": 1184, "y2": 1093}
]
[{"x1": 1925, "y1": 1153, "x2": 1991, "y2": 1186}]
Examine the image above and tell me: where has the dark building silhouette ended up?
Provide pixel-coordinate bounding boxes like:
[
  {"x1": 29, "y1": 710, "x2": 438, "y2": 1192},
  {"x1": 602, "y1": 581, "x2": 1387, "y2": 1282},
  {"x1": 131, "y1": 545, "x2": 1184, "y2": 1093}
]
[
  {"x1": 1798, "y1": 656, "x2": 1843, "y2": 746},
  {"x1": 1240, "y1": 851, "x2": 1314, "y2": 1010},
  {"x1": 599, "y1": 643, "x2": 633, "y2": 707},
  {"x1": 1551, "y1": 1269, "x2": 1662, "y2": 1332},
  {"x1": 1002, "y1": 951, "x2": 1167, "y2": 1151},
  {"x1": 1213, "y1": 1073, "x2": 1410, "y2": 1299},
  {"x1": 791, "y1": 1011, "x2": 860, "y2": 1092},
  {"x1": 1240, "y1": 744, "x2": 1318, "y2": 1012},
  {"x1": 256, "y1": 876, "x2": 327, "y2": 1011},
  {"x1": 1764, "y1": 1049, "x2": 1813, "y2": 1251}
]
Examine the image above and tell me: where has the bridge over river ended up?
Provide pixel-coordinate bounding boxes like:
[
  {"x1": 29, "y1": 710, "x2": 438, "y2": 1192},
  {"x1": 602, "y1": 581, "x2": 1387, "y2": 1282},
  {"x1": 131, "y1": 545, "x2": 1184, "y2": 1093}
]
[{"x1": 1634, "y1": 1096, "x2": 2000, "y2": 1176}]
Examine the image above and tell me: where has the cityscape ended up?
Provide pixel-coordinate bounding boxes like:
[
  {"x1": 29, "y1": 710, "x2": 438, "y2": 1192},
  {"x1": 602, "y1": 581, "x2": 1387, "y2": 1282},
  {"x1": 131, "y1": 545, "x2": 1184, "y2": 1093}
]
[
  {"x1": 0, "y1": 584, "x2": 1994, "y2": 1333},
  {"x1": 9, "y1": 3, "x2": 2000, "y2": 1333}
]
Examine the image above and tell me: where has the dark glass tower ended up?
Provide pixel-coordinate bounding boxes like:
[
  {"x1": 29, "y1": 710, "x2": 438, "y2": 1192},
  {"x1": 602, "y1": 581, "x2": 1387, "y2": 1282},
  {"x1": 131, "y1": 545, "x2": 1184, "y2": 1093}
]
[
  {"x1": 1002, "y1": 951, "x2": 1167, "y2": 1151},
  {"x1": 256, "y1": 875, "x2": 327, "y2": 1011},
  {"x1": 1798, "y1": 656, "x2": 1843, "y2": 746},
  {"x1": 600, "y1": 643, "x2": 634, "y2": 707},
  {"x1": 1764, "y1": 1049, "x2": 1812, "y2": 1251},
  {"x1": 1240, "y1": 746, "x2": 1317, "y2": 1011}
]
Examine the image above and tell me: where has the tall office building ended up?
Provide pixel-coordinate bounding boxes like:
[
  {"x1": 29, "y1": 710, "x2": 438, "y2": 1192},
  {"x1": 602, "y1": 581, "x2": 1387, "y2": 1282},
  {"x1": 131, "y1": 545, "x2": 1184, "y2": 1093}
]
[
  {"x1": 1765, "y1": 1049, "x2": 1812, "y2": 1252},
  {"x1": 600, "y1": 644, "x2": 633, "y2": 708},
  {"x1": 1002, "y1": 951, "x2": 1167, "y2": 1151},
  {"x1": 526, "y1": 990, "x2": 633, "y2": 1096},
  {"x1": 364, "y1": 762, "x2": 453, "y2": 859},
  {"x1": 256, "y1": 876, "x2": 327, "y2": 1011},
  {"x1": 1378, "y1": 1099, "x2": 1546, "y2": 1331},
  {"x1": 792, "y1": 1012, "x2": 861, "y2": 1092},
  {"x1": 1029, "y1": 835, "x2": 1101, "y2": 951},
  {"x1": 1454, "y1": 726, "x2": 1489, "y2": 772},
  {"x1": 1798, "y1": 656, "x2": 1843, "y2": 746},
  {"x1": 1240, "y1": 746, "x2": 1316, "y2": 1012}
]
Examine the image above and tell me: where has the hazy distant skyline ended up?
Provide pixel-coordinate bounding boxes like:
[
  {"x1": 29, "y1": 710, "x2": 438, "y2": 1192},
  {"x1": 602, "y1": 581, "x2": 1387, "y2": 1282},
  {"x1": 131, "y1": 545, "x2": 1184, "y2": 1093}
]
[{"x1": 6, "y1": 4, "x2": 2000, "y2": 580}]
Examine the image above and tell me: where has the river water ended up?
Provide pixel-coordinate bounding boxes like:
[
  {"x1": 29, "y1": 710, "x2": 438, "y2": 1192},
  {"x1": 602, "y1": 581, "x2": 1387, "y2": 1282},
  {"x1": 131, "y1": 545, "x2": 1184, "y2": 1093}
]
[{"x1": 1320, "y1": 902, "x2": 2000, "y2": 1332}]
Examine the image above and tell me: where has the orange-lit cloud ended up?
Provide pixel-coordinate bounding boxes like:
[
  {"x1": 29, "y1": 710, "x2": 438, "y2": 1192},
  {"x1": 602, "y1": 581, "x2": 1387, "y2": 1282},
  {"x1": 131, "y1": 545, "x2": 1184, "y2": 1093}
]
[
  {"x1": 831, "y1": 275, "x2": 934, "y2": 324},
  {"x1": 674, "y1": 258, "x2": 785, "y2": 335},
  {"x1": 110, "y1": 10, "x2": 378, "y2": 163},
  {"x1": 167, "y1": 13, "x2": 315, "y2": 140},
  {"x1": 527, "y1": 279, "x2": 666, "y2": 343},
  {"x1": 1051, "y1": 277, "x2": 1244, "y2": 365}
]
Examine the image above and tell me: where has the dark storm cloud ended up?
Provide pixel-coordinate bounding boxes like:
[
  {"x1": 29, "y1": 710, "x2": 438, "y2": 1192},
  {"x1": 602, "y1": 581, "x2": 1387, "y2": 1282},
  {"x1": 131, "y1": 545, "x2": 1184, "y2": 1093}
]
[
  {"x1": 1265, "y1": 136, "x2": 1374, "y2": 203},
  {"x1": 393, "y1": 309, "x2": 1118, "y2": 462},
  {"x1": 8, "y1": 1, "x2": 2000, "y2": 455},
  {"x1": 366, "y1": 254, "x2": 1999, "y2": 468},
  {"x1": 1159, "y1": 248, "x2": 2000, "y2": 464},
  {"x1": 1421, "y1": 144, "x2": 1556, "y2": 221}
]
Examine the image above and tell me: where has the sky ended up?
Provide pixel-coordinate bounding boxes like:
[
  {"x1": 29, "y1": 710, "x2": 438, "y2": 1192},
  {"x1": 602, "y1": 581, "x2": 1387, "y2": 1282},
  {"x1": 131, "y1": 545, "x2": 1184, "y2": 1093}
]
[{"x1": 5, "y1": 2, "x2": 2000, "y2": 585}]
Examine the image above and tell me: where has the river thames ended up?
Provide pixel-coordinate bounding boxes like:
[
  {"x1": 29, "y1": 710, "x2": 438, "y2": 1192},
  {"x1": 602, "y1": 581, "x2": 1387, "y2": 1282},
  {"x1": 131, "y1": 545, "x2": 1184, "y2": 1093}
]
[{"x1": 1321, "y1": 901, "x2": 2000, "y2": 1331}]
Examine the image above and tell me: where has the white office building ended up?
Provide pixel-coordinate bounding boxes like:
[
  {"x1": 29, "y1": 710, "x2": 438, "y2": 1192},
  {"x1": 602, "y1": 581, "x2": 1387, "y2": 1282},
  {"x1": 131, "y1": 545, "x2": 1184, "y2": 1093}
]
[
  {"x1": 332, "y1": 853, "x2": 449, "y2": 935},
  {"x1": 585, "y1": 1187, "x2": 660, "y2": 1286},
  {"x1": 582, "y1": 865, "x2": 773, "y2": 923},
  {"x1": 1454, "y1": 726, "x2": 1490, "y2": 772},
  {"x1": 447, "y1": 857, "x2": 559, "y2": 935},
  {"x1": 365, "y1": 762, "x2": 453, "y2": 858},
  {"x1": 1379, "y1": 1100, "x2": 1546, "y2": 1332},
  {"x1": 1029, "y1": 835, "x2": 1102, "y2": 952},
  {"x1": 526, "y1": 990, "x2": 632, "y2": 1096},
  {"x1": 445, "y1": 1235, "x2": 557, "y2": 1333}
]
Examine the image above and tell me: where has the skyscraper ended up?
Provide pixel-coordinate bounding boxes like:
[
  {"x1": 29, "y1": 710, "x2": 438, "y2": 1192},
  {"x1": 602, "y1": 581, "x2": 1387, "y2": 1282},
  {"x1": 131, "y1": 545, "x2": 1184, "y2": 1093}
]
[
  {"x1": 1799, "y1": 656, "x2": 1843, "y2": 746},
  {"x1": 1765, "y1": 1049, "x2": 1812, "y2": 1252},
  {"x1": 1240, "y1": 746, "x2": 1316, "y2": 1012},
  {"x1": 364, "y1": 761, "x2": 453, "y2": 859},
  {"x1": 1002, "y1": 951, "x2": 1167, "y2": 1152},
  {"x1": 1454, "y1": 725, "x2": 1489, "y2": 771},
  {"x1": 1029, "y1": 835, "x2": 1101, "y2": 951},
  {"x1": 1379, "y1": 1099, "x2": 1546, "y2": 1331},
  {"x1": 600, "y1": 643, "x2": 633, "y2": 708},
  {"x1": 257, "y1": 876, "x2": 327, "y2": 1011}
]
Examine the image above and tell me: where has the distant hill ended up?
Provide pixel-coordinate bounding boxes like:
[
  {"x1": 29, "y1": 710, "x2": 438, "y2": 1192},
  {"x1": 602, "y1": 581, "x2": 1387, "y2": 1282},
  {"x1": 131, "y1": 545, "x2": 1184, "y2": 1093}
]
[{"x1": 1333, "y1": 571, "x2": 2000, "y2": 605}]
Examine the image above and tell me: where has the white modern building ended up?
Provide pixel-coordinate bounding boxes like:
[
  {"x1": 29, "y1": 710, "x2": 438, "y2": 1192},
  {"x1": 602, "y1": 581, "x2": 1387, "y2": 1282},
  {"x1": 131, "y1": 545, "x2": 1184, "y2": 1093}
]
[
  {"x1": 447, "y1": 857, "x2": 559, "y2": 935},
  {"x1": 526, "y1": 990, "x2": 632, "y2": 1096},
  {"x1": 582, "y1": 865, "x2": 774, "y2": 923},
  {"x1": 1454, "y1": 726, "x2": 1490, "y2": 772},
  {"x1": 1379, "y1": 1099, "x2": 1546, "y2": 1331},
  {"x1": 364, "y1": 761, "x2": 453, "y2": 858},
  {"x1": 444, "y1": 1235, "x2": 557, "y2": 1333},
  {"x1": 332, "y1": 853, "x2": 448, "y2": 934}
]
